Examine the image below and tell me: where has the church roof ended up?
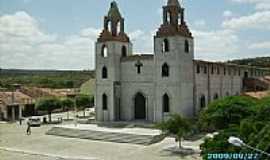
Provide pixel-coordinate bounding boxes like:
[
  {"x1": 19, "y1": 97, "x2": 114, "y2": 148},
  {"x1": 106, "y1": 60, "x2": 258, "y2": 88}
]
[{"x1": 121, "y1": 54, "x2": 154, "y2": 62}]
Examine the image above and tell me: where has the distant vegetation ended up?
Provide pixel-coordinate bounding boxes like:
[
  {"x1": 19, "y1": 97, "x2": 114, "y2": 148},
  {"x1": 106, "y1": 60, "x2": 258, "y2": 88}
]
[
  {"x1": 0, "y1": 69, "x2": 95, "y2": 89},
  {"x1": 80, "y1": 79, "x2": 95, "y2": 95},
  {"x1": 228, "y1": 57, "x2": 270, "y2": 68}
]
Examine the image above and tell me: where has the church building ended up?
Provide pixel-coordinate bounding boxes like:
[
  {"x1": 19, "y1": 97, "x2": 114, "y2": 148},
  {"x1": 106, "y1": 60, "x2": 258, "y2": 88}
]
[{"x1": 95, "y1": 0, "x2": 270, "y2": 122}]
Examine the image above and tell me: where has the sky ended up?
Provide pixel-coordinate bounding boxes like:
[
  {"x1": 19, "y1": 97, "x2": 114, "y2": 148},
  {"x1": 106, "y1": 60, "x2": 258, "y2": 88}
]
[{"x1": 0, "y1": 0, "x2": 270, "y2": 70}]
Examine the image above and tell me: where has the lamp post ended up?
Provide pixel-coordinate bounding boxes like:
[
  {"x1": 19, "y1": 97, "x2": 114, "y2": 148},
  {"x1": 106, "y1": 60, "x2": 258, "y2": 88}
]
[
  {"x1": 228, "y1": 136, "x2": 270, "y2": 157},
  {"x1": 67, "y1": 88, "x2": 79, "y2": 127},
  {"x1": 11, "y1": 84, "x2": 21, "y2": 122}
]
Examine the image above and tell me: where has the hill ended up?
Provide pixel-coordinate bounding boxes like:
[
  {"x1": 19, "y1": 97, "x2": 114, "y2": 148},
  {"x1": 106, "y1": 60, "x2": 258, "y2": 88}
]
[
  {"x1": 0, "y1": 69, "x2": 95, "y2": 90},
  {"x1": 80, "y1": 79, "x2": 95, "y2": 95},
  {"x1": 228, "y1": 57, "x2": 270, "y2": 68}
]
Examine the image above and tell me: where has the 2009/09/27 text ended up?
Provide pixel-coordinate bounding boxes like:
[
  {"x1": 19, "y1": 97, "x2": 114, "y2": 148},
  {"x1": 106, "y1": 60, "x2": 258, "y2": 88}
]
[{"x1": 207, "y1": 153, "x2": 259, "y2": 160}]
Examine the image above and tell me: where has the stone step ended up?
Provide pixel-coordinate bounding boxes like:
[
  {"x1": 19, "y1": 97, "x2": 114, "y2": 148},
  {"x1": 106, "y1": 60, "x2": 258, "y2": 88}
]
[{"x1": 46, "y1": 127, "x2": 163, "y2": 146}]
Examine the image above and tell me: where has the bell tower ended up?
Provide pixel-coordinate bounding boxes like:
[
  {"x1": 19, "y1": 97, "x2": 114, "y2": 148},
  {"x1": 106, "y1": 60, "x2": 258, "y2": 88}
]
[
  {"x1": 154, "y1": 0, "x2": 194, "y2": 121},
  {"x1": 95, "y1": 1, "x2": 132, "y2": 121}
]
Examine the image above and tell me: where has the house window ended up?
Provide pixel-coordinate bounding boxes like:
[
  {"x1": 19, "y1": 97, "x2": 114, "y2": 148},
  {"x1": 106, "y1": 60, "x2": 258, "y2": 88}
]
[
  {"x1": 102, "y1": 94, "x2": 108, "y2": 110},
  {"x1": 197, "y1": 65, "x2": 200, "y2": 74},
  {"x1": 200, "y1": 95, "x2": 206, "y2": 109},
  {"x1": 122, "y1": 46, "x2": 127, "y2": 57},
  {"x1": 224, "y1": 67, "x2": 226, "y2": 75},
  {"x1": 211, "y1": 65, "x2": 214, "y2": 74},
  {"x1": 185, "y1": 40, "x2": 189, "y2": 53},
  {"x1": 238, "y1": 69, "x2": 241, "y2": 76},
  {"x1": 204, "y1": 66, "x2": 207, "y2": 74},
  {"x1": 101, "y1": 45, "x2": 108, "y2": 58},
  {"x1": 102, "y1": 66, "x2": 108, "y2": 79},
  {"x1": 163, "y1": 94, "x2": 170, "y2": 113},
  {"x1": 217, "y1": 67, "x2": 220, "y2": 75},
  {"x1": 214, "y1": 93, "x2": 219, "y2": 100},
  {"x1": 162, "y1": 63, "x2": 169, "y2": 77},
  {"x1": 162, "y1": 39, "x2": 169, "y2": 53}
]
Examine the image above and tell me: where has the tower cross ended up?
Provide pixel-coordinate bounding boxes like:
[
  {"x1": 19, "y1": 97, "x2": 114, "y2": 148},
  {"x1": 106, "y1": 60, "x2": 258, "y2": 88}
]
[{"x1": 135, "y1": 60, "x2": 143, "y2": 74}]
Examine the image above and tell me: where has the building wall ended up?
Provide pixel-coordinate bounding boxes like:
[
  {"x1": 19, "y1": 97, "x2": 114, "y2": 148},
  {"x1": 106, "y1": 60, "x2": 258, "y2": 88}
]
[
  {"x1": 120, "y1": 58, "x2": 155, "y2": 121},
  {"x1": 95, "y1": 41, "x2": 132, "y2": 121},
  {"x1": 154, "y1": 36, "x2": 194, "y2": 122},
  {"x1": 193, "y1": 62, "x2": 270, "y2": 112}
]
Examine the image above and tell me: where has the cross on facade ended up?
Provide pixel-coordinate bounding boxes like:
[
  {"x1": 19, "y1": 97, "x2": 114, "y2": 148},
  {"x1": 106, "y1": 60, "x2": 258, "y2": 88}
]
[{"x1": 135, "y1": 60, "x2": 143, "y2": 74}]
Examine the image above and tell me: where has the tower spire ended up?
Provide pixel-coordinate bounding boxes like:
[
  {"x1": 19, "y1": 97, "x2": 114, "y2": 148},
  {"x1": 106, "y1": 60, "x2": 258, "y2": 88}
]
[
  {"x1": 155, "y1": 0, "x2": 192, "y2": 38},
  {"x1": 97, "y1": 1, "x2": 130, "y2": 42},
  {"x1": 167, "y1": 0, "x2": 180, "y2": 7}
]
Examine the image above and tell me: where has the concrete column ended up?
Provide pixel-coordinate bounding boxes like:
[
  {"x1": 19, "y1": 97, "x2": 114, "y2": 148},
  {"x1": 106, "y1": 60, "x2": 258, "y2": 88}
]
[
  {"x1": 19, "y1": 105, "x2": 22, "y2": 119},
  {"x1": 11, "y1": 106, "x2": 15, "y2": 121}
]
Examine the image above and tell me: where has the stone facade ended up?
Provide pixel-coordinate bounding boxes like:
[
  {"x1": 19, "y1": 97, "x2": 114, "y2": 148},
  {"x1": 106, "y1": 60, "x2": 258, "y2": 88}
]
[{"x1": 95, "y1": 0, "x2": 270, "y2": 122}]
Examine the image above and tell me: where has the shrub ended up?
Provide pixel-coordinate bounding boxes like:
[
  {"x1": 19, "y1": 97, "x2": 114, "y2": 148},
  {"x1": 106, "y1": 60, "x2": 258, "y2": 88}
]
[
  {"x1": 156, "y1": 114, "x2": 191, "y2": 148},
  {"x1": 198, "y1": 96, "x2": 257, "y2": 131}
]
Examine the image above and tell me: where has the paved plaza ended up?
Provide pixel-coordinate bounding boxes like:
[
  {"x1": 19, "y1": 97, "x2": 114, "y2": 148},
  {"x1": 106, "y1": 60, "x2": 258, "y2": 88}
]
[{"x1": 0, "y1": 122, "x2": 202, "y2": 160}]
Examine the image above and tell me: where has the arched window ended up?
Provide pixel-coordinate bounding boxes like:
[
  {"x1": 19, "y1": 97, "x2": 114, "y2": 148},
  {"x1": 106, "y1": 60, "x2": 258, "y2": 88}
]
[
  {"x1": 107, "y1": 21, "x2": 111, "y2": 32},
  {"x1": 121, "y1": 46, "x2": 127, "y2": 57},
  {"x1": 102, "y1": 66, "x2": 108, "y2": 79},
  {"x1": 197, "y1": 65, "x2": 200, "y2": 74},
  {"x1": 178, "y1": 13, "x2": 181, "y2": 25},
  {"x1": 226, "y1": 92, "x2": 230, "y2": 96},
  {"x1": 163, "y1": 94, "x2": 170, "y2": 113},
  {"x1": 167, "y1": 12, "x2": 171, "y2": 23},
  {"x1": 162, "y1": 39, "x2": 169, "y2": 53},
  {"x1": 162, "y1": 63, "x2": 169, "y2": 77},
  {"x1": 214, "y1": 93, "x2": 219, "y2": 100},
  {"x1": 185, "y1": 40, "x2": 189, "y2": 53},
  {"x1": 204, "y1": 66, "x2": 207, "y2": 74},
  {"x1": 101, "y1": 45, "x2": 108, "y2": 58},
  {"x1": 200, "y1": 95, "x2": 206, "y2": 109},
  {"x1": 117, "y1": 21, "x2": 121, "y2": 35},
  {"x1": 102, "y1": 94, "x2": 108, "y2": 110}
]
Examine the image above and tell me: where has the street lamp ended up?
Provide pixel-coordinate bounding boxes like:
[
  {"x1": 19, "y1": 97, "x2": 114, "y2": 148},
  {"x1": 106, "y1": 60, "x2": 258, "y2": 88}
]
[
  {"x1": 11, "y1": 84, "x2": 21, "y2": 122},
  {"x1": 67, "y1": 88, "x2": 79, "y2": 127},
  {"x1": 228, "y1": 136, "x2": 270, "y2": 157}
]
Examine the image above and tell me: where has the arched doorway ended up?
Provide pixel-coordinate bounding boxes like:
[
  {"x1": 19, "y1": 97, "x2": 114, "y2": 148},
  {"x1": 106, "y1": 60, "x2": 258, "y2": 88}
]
[
  {"x1": 134, "y1": 93, "x2": 146, "y2": 120},
  {"x1": 200, "y1": 95, "x2": 206, "y2": 110}
]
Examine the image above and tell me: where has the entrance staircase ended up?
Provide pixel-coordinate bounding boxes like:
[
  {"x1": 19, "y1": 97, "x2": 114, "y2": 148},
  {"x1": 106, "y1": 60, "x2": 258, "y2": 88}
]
[{"x1": 46, "y1": 127, "x2": 164, "y2": 146}]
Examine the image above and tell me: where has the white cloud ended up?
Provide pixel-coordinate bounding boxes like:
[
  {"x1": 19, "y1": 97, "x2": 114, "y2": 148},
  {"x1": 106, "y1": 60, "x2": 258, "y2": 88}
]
[
  {"x1": 194, "y1": 20, "x2": 206, "y2": 28},
  {"x1": 248, "y1": 41, "x2": 270, "y2": 49},
  {"x1": 0, "y1": 11, "x2": 156, "y2": 70},
  {"x1": 230, "y1": 0, "x2": 270, "y2": 10},
  {"x1": 128, "y1": 29, "x2": 154, "y2": 55},
  {"x1": 222, "y1": 11, "x2": 270, "y2": 30},
  {"x1": 0, "y1": 11, "x2": 97, "y2": 70},
  {"x1": 223, "y1": 10, "x2": 234, "y2": 18},
  {"x1": 192, "y1": 29, "x2": 241, "y2": 61}
]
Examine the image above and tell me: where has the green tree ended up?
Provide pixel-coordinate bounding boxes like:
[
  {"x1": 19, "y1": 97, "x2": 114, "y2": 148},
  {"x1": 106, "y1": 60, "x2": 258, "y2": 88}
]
[
  {"x1": 61, "y1": 98, "x2": 74, "y2": 120},
  {"x1": 75, "y1": 95, "x2": 93, "y2": 117},
  {"x1": 200, "y1": 126, "x2": 241, "y2": 159},
  {"x1": 199, "y1": 96, "x2": 257, "y2": 131},
  {"x1": 36, "y1": 97, "x2": 62, "y2": 122},
  {"x1": 200, "y1": 96, "x2": 270, "y2": 159},
  {"x1": 254, "y1": 96, "x2": 270, "y2": 122},
  {"x1": 157, "y1": 114, "x2": 191, "y2": 149}
]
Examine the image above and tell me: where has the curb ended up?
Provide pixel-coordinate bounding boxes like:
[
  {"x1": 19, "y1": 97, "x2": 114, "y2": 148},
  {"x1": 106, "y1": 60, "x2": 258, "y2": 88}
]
[{"x1": 0, "y1": 146, "x2": 98, "y2": 160}]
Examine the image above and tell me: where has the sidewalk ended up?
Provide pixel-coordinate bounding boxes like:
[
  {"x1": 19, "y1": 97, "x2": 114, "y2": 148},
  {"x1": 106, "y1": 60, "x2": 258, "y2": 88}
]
[{"x1": 0, "y1": 147, "x2": 97, "y2": 160}]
